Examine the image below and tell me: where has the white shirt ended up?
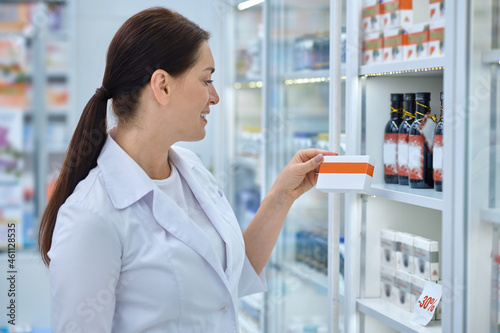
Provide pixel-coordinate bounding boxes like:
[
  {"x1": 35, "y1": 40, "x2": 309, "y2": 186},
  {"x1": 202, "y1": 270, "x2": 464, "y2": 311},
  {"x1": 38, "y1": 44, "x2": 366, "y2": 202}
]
[
  {"x1": 152, "y1": 162, "x2": 227, "y2": 271},
  {"x1": 48, "y1": 132, "x2": 266, "y2": 333}
]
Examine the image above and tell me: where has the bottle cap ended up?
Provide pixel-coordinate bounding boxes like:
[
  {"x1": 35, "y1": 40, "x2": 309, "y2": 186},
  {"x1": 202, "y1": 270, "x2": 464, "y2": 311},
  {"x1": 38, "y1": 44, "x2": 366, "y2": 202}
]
[
  {"x1": 404, "y1": 93, "x2": 415, "y2": 101},
  {"x1": 440, "y1": 91, "x2": 443, "y2": 101},
  {"x1": 391, "y1": 93, "x2": 404, "y2": 101},
  {"x1": 415, "y1": 92, "x2": 431, "y2": 101}
]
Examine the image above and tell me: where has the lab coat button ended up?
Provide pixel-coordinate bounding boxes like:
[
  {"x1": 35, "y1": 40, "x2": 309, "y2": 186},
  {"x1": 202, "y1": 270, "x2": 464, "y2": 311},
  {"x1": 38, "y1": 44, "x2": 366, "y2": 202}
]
[{"x1": 219, "y1": 303, "x2": 229, "y2": 313}]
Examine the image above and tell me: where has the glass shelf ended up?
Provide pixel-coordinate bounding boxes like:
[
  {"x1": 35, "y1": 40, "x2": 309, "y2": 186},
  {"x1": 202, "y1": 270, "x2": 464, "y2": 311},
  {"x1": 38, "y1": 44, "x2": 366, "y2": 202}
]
[
  {"x1": 368, "y1": 184, "x2": 443, "y2": 211},
  {"x1": 359, "y1": 58, "x2": 446, "y2": 77}
]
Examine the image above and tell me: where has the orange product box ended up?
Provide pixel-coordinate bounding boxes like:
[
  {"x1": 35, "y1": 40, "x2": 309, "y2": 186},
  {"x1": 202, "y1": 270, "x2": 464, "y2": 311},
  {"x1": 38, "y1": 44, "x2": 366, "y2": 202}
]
[
  {"x1": 364, "y1": 32, "x2": 384, "y2": 65},
  {"x1": 428, "y1": 20, "x2": 445, "y2": 58},
  {"x1": 316, "y1": 155, "x2": 375, "y2": 193},
  {"x1": 429, "y1": 0, "x2": 445, "y2": 21},
  {"x1": 380, "y1": 0, "x2": 412, "y2": 29},
  {"x1": 383, "y1": 28, "x2": 405, "y2": 63},
  {"x1": 362, "y1": 0, "x2": 382, "y2": 33},
  {"x1": 403, "y1": 23, "x2": 429, "y2": 61}
]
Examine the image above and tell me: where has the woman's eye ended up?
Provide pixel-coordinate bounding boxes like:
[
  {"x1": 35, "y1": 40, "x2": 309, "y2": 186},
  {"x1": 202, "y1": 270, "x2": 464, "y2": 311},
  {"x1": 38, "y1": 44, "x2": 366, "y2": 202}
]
[{"x1": 204, "y1": 80, "x2": 213, "y2": 85}]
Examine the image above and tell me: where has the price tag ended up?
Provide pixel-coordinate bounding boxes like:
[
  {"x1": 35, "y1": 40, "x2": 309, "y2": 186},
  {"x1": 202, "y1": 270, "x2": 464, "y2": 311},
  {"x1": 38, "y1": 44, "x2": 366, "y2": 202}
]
[{"x1": 411, "y1": 281, "x2": 442, "y2": 326}]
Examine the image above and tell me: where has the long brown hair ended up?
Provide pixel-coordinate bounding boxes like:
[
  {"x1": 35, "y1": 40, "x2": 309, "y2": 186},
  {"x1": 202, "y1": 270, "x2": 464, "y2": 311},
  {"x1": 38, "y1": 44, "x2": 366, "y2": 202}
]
[{"x1": 38, "y1": 7, "x2": 210, "y2": 266}]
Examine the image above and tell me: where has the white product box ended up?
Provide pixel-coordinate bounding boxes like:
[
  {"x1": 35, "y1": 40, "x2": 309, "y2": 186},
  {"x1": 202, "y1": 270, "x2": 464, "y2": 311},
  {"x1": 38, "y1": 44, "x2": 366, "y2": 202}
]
[
  {"x1": 363, "y1": 32, "x2": 384, "y2": 65},
  {"x1": 316, "y1": 155, "x2": 374, "y2": 193},
  {"x1": 429, "y1": 0, "x2": 445, "y2": 21},
  {"x1": 380, "y1": 0, "x2": 411, "y2": 29},
  {"x1": 396, "y1": 232, "x2": 414, "y2": 273},
  {"x1": 383, "y1": 28, "x2": 405, "y2": 63},
  {"x1": 403, "y1": 23, "x2": 429, "y2": 61},
  {"x1": 395, "y1": 270, "x2": 413, "y2": 311},
  {"x1": 363, "y1": 0, "x2": 382, "y2": 33},
  {"x1": 380, "y1": 265, "x2": 396, "y2": 302},
  {"x1": 380, "y1": 229, "x2": 397, "y2": 268},
  {"x1": 413, "y1": 236, "x2": 440, "y2": 281},
  {"x1": 411, "y1": 274, "x2": 426, "y2": 312},
  {"x1": 428, "y1": 20, "x2": 445, "y2": 58}
]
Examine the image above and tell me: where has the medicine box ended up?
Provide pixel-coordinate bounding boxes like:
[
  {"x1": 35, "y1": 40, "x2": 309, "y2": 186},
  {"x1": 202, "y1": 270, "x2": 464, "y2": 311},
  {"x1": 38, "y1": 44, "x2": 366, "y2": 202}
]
[
  {"x1": 380, "y1": 229, "x2": 397, "y2": 268},
  {"x1": 316, "y1": 155, "x2": 374, "y2": 193},
  {"x1": 411, "y1": 274, "x2": 426, "y2": 312},
  {"x1": 429, "y1": 0, "x2": 445, "y2": 21},
  {"x1": 403, "y1": 23, "x2": 429, "y2": 61},
  {"x1": 363, "y1": 0, "x2": 382, "y2": 33},
  {"x1": 363, "y1": 32, "x2": 384, "y2": 65},
  {"x1": 413, "y1": 236, "x2": 440, "y2": 281},
  {"x1": 383, "y1": 28, "x2": 405, "y2": 63},
  {"x1": 380, "y1": 0, "x2": 412, "y2": 29},
  {"x1": 380, "y1": 265, "x2": 396, "y2": 302},
  {"x1": 396, "y1": 232, "x2": 414, "y2": 273},
  {"x1": 395, "y1": 270, "x2": 412, "y2": 311},
  {"x1": 428, "y1": 20, "x2": 445, "y2": 58}
]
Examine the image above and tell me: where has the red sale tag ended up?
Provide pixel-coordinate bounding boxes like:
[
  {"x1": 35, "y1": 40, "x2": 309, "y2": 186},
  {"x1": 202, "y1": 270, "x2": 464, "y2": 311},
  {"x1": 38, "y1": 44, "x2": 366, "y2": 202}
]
[{"x1": 411, "y1": 281, "x2": 442, "y2": 325}]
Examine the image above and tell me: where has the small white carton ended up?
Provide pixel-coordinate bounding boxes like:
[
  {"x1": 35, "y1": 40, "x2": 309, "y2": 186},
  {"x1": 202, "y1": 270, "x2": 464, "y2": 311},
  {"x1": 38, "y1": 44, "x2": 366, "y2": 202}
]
[
  {"x1": 411, "y1": 274, "x2": 426, "y2": 312},
  {"x1": 380, "y1": 0, "x2": 411, "y2": 29},
  {"x1": 363, "y1": 0, "x2": 382, "y2": 33},
  {"x1": 316, "y1": 155, "x2": 374, "y2": 193},
  {"x1": 363, "y1": 32, "x2": 384, "y2": 65},
  {"x1": 383, "y1": 28, "x2": 405, "y2": 63},
  {"x1": 380, "y1": 265, "x2": 396, "y2": 302},
  {"x1": 413, "y1": 236, "x2": 440, "y2": 281},
  {"x1": 429, "y1": 0, "x2": 445, "y2": 21},
  {"x1": 396, "y1": 232, "x2": 414, "y2": 273},
  {"x1": 403, "y1": 23, "x2": 429, "y2": 61},
  {"x1": 395, "y1": 270, "x2": 412, "y2": 311},
  {"x1": 428, "y1": 20, "x2": 445, "y2": 58},
  {"x1": 380, "y1": 229, "x2": 397, "y2": 268}
]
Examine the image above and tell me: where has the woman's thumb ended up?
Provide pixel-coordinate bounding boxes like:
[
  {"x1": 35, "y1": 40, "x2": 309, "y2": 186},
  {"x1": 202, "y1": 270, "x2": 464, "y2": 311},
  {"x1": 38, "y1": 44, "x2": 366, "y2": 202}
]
[{"x1": 301, "y1": 153, "x2": 323, "y2": 173}]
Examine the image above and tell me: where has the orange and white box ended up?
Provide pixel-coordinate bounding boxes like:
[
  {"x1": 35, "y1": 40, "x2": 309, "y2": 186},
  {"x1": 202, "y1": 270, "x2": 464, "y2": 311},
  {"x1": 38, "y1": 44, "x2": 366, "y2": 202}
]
[
  {"x1": 381, "y1": 265, "x2": 397, "y2": 302},
  {"x1": 316, "y1": 155, "x2": 374, "y2": 193},
  {"x1": 380, "y1": 0, "x2": 412, "y2": 29},
  {"x1": 403, "y1": 23, "x2": 429, "y2": 61},
  {"x1": 413, "y1": 236, "x2": 440, "y2": 281},
  {"x1": 383, "y1": 28, "x2": 405, "y2": 63},
  {"x1": 429, "y1": 0, "x2": 445, "y2": 21},
  {"x1": 428, "y1": 20, "x2": 445, "y2": 58},
  {"x1": 363, "y1": 32, "x2": 384, "y2": 65},
  {"x1": 395, "y1": 270, "x2": 412, "y2": 311},
  {"x1": 363, "y1": 0, "x2": 382, "y2": 33}
]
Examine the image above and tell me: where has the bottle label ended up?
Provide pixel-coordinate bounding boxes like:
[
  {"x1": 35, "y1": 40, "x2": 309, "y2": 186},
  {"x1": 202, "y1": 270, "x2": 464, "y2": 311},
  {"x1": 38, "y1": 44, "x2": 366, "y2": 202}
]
[
  {"x1": 397, "y1": 133, "x2": 409, "y2": 176},
  {"x1": 409, "y1": 135, "x2": 424, "y2": 180},
  {"x1": 383, "y1": 133, "x2": 398, "y2": 175},
  {"x1": 433, "y1": 134, "x2": 443, "y2": 181}
]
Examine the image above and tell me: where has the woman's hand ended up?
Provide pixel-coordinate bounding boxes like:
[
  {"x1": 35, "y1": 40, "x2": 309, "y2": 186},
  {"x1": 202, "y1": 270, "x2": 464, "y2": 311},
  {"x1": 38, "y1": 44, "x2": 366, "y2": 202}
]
[{"x1": 270, "y1": 149, "x2": 337, "y2": 205}]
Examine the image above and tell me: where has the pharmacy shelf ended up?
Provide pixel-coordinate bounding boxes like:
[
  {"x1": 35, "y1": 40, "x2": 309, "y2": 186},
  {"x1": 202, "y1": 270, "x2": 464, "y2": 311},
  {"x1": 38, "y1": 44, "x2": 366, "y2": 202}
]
[
  {"x1": 359, "y1": 58, "x2": 445, "y2": 77},
  {"x1": 482, "y1": 49, "x2": 500, "y2": 64},
  {"x1": 368, "y1": 184, "x2": 443, "y2": 211},
  {"x1": 233, "y1": 155, "x2": 260, "y2": 170},
  {"x1": 357, "y1": 298, "x2": 441, "y2": 333},
  {"x1": 480, "y1": 208, "x2": 500, "y2": 225},
  {"x1": 283, "y1": 69, "x2": 330, "y2": 81},
  {"x1": 276, "y1": 260, "x2": 328, "y2": 290}
]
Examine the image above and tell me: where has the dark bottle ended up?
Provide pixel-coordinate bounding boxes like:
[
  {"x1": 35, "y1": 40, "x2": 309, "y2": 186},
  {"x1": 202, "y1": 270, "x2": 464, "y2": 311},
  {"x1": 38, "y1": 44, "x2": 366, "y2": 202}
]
[
  {"x1": 409, "y1": 92, "x2": 434, "y2": 189},
  {"x1": 433, "y1": 92, "x2": 444, "y2": 191},
  {"x1": 398, "y1": 93, "x2": 416, "y2": 185},
  {"x1": 383, "y1": 93, "x2": 404, "y2": 184}
]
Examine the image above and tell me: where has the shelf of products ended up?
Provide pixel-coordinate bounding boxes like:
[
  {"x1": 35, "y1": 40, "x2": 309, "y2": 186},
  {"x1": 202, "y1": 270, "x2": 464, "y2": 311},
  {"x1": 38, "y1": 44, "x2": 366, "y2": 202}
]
[
  {"x1": 369, "y1": 184, "x2": 443, "y2": 211},
  {"x1": 360, "y1": 58, "x2": 445, "y2": 77}
]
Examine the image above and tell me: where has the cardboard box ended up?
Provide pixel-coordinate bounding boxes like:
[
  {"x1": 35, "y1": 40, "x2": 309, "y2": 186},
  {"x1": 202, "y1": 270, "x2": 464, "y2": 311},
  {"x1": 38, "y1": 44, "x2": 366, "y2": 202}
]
[
  {"x1": 429, "y1": 0, "x2": 445, "y2": 21},
  {"x1": 413, "y1": 236, "x2": 440, "y2": 281},
  {"x1": 380, "y1": 0, "x2": 412, "y2": 29},
  {"x1": 428, "y1": 20, "x2": 445, "y2": 58},
  {"x1": 380, "y1": 229, "x2": 397, "y2": 268},
  {"x1": 395, "y1": 270, "x2": 412, "y2": 311},
  {"x1": 403, "y1": 23, "x2": 429, "y2": 60},
  {"x1": 363, "y1": 32, "x2": 384, "y2": 65},
  {"x1": 383, "y1": 28, "x2": 405, "y2": 63},
  {"x1": 411, "y1": 274, "x2": 426, "y2": 312},
  {"x1": 396, "y1": 232, "x2": 414, "y2": 273},
  {"x1": 316, "y1": 155, "x2": 374, "y2": 193},
  {"x1": 381, "y1": 265, "x2": 396, "y2": 302},
  {"x1": 363, "y1": 0, "x2": 382, "y2": 33}
]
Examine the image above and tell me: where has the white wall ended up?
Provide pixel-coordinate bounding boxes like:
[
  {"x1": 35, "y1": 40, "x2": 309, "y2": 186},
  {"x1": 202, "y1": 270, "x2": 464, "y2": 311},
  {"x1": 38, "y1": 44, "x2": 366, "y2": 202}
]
[{"x1": 73, "y1": 0, "x2": 224, "y2": 169}]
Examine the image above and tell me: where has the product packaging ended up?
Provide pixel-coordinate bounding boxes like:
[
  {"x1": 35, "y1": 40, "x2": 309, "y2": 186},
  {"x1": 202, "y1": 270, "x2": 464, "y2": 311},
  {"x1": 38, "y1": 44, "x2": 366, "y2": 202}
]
[
  {"x1": 429, "y1": 0, "x2": 445, "y2": 21},
  {"x1": 403, "y1": 23, "x2": 429, "y2": 61},
  {"x1": 380, "y1": 229, "x2": 397, "y2": 268},
  {"x1": 380, "y1": 265, "x2": 396, "y2": 302},
  {"x1": 395, "y1": 270, "x2": 413, "y2": 311},
  {"x1": 413, "y1": 236, "x2": 440, "y2": 281},
  {"x1": 316, "y1": 155, "x2": 375, "y2": 193},
  {"x1": 363, "y1": 32, "x2": 384, "y2": 65},
  {"x1": 383, "y1": 28, "x2": 405, "y2": 63},
  {"x1": 380, "y1": 0, "x2": 412, "y2": 29},
  {"x1": 363, "y1": 0, "x2": 382, "y2": 33},
  {"x1": 396, "y1": 232, "x2": 414, "y2": 273},
  {"x1": 428, "y1": 20, "x2": 445, "y2": 58},
  {"x1": 410, "y1": 274, "x2": 426, "y2": 312}
]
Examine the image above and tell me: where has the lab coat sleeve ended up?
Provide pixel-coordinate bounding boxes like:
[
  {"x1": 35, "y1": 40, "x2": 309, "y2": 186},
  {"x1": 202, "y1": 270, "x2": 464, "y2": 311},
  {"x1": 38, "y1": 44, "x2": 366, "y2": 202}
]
[
  {"x1": 48, "y1": 201, "x2": 122, "y2": 333},
  {"x1": 238, "y1": 254, "x2": 268, "y2": 298}
]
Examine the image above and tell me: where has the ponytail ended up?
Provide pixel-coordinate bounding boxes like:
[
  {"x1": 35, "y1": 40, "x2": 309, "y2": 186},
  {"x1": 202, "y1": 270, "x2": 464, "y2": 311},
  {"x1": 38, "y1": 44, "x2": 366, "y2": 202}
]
[{"x1": 38, "y1": 87, "x2": 110, "y2": 266}]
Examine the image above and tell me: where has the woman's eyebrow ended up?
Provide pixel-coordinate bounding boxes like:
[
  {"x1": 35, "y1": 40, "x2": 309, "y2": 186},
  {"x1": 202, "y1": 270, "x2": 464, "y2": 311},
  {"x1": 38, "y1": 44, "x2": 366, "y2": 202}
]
[{"x1": 204, "y1": 67, "x2": 215, "y2": 74}]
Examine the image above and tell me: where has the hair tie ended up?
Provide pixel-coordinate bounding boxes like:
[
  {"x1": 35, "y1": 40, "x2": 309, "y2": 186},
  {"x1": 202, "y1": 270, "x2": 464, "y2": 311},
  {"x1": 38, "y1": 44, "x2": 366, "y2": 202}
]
[{"x1": 96, "y1": 86, "x2": 112, "y2": 100}]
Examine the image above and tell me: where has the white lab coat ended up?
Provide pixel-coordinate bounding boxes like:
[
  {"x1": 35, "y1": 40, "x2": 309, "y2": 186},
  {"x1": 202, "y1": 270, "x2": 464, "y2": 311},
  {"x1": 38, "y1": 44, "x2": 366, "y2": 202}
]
[{"x1": 48, "y1": 133, "x2": 267, "y2": 333}]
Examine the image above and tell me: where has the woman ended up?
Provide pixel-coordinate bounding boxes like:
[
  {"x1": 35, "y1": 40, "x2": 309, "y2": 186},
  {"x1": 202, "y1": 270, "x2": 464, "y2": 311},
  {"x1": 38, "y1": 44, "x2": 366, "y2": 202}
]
[{"x1": 38, "y1": 7, "x2": 334, "y2": 333}]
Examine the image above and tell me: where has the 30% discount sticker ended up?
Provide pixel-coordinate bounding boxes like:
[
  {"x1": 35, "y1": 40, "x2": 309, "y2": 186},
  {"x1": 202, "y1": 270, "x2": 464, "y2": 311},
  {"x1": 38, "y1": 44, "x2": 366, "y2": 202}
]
[{"x1": 411, "y1": 281, "x2": 442, "y2": 326}]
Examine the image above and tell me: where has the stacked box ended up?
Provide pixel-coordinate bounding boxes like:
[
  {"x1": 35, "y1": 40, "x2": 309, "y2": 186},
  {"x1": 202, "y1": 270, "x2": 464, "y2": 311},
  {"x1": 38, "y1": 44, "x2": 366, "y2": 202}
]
[
  {"x1": 410, "y1": 274, "x2": 426, "y2": 312},
  {"x1": 380, "y1": 0, "x2": 412, "y2": 29},
  {"x1": 383, "y1": 28, "x2": 405, "y2": 63},
  {"x1": 413, "y1": 236, "x2": 440, "y2": 281},
  {"x1": 364, "y1": 32, "x2": 384, "y2": 65},
  {"x1": 363, "y1": 0, "x2": 382, "y2": 33},
  {"x1": 396, "y1": 232, "x2": 414, "y2": 273},
  {"x1": 428, "y1": 20, "x2": 445, "y2": 58},
  {"x1": 380, "y1": 229, "x2": 397, "y2": 267},
  {"x1": 381, "y1": 265, "x2": 396, "y2": 302},
  {"x1": 429, "y1": 0, "x2": 445, "y2": 21},
  {"x1": 403, "y1": 23, "x2": 429, "y2": 60},
  {"x1": 395, "y1": 270, "x2": 412, "y2": 311}
]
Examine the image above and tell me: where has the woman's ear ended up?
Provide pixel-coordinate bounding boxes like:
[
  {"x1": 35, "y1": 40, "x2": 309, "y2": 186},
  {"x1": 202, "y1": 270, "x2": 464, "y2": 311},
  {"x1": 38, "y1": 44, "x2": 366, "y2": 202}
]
[{"x1": 150, "y1": 69, "x2": 172, "y2": 105}]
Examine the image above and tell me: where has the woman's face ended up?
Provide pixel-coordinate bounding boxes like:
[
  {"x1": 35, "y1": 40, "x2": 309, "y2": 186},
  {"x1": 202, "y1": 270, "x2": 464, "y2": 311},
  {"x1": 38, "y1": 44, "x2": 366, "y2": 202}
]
[{"x1": 168, "y1": 41, "x2": 219, "y2": 142}]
